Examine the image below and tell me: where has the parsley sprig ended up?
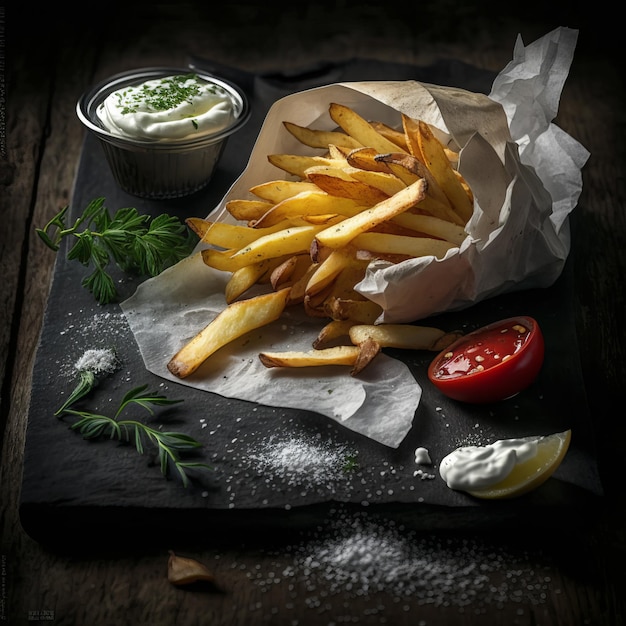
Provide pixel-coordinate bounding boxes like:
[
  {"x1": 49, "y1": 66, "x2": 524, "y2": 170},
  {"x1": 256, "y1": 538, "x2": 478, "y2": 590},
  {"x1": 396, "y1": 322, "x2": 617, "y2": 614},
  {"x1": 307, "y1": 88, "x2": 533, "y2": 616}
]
[
  {"x1": 57, "y1": 383, "x2": 212, "y2": 487},
  {"x1": 36, "y1": 197, "x2": 196, "y2": 304}
]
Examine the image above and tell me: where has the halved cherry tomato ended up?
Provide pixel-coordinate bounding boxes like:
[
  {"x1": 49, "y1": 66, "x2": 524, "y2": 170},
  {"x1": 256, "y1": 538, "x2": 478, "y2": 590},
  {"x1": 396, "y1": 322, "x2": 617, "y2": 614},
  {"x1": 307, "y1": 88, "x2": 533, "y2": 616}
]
[{"x1": 427, "y1": 316, "x2": 544, "y2": 403}]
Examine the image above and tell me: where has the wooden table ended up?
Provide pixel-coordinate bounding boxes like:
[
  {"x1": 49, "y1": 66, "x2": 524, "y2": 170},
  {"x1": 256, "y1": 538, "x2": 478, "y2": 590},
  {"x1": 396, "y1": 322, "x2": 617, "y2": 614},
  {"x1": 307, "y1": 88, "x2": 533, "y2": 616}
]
[{"x1": 2, "y1": 2, "x2": 624, "y2": 625}]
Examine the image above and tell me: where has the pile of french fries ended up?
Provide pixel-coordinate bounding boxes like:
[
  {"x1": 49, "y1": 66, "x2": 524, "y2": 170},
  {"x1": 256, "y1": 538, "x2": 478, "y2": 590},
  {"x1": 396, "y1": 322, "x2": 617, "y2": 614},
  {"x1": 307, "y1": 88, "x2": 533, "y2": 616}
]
[{"x1": 167, "y1": 103, "x2": 472, "y2": 380}]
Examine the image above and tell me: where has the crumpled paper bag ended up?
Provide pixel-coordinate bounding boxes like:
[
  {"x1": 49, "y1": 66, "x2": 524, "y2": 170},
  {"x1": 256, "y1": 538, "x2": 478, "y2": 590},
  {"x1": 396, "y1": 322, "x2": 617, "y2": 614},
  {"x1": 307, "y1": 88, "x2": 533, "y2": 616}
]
[{"x1": 121, "y1": 26, "x2": 588, "y2": 448}]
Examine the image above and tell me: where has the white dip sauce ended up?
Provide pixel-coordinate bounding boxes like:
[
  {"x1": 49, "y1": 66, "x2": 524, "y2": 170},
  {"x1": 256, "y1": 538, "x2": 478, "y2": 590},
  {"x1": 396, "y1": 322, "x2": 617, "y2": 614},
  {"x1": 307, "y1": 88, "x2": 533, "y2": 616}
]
[
  {"x1": 439, "y1": 436, "x2": 539, "y2": 491},
  {"x1": 97, "y1": 73, "x2": 236, "y2": 141}
]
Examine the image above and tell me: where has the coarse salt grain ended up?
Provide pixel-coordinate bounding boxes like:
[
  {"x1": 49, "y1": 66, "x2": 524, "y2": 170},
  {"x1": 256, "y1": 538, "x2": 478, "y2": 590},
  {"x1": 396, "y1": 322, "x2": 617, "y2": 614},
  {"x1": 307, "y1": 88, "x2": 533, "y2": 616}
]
[
  {"x1": 249, "y1": 436, "x2": 354, "y2": 488},
  {"x1": 74, "y1": 348, "x2": 119, "y2": 375},
  {"x1": 251, "y1": 507, "x2": 554, "y2": 611}
]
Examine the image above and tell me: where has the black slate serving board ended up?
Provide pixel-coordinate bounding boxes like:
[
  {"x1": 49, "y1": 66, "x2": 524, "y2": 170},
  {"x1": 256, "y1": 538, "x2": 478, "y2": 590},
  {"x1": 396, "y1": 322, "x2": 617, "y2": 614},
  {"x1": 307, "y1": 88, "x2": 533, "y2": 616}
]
[{"x1": 19, "y1": 57, "x2": 603, "y2": 548}]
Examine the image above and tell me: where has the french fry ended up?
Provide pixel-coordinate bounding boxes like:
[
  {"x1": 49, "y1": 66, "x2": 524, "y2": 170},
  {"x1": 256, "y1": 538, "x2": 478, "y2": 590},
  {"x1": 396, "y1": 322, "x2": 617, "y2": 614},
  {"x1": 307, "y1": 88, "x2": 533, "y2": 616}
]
[
  {"x1": 369, "y1": 120, "x2": 410, "y2": 151},
  {"x1": 345, "y1": 147, "x2": 393, "y2": 173},
  {"x1": 352, "y1": 232, "x2": 455, "y2": 259},
  {"x1": 348, "y1": 324, "x2": 455, "y2": 351},
  {"x1": 314, "y1": 178, "x2": 427, "y2": 249},
  {"x1": 251, "y1": 191, "x2": 365, "y2": 228},
  {"x1": 249, "y1": 179, "x2": 320, "y2": 203},
  {"x1": 348, "y1": 168, "x2": 406, "y2": 197},
  {"x1": 170, "y1": 102, "x2": 475, "y2": 379},
  {"x1": 223, "y1": 224, "x2": 326, "y2": 270},
  {"x1": 305, "y1": 168, "x2": 390, "y2": 206},
  {"x1": 259, "y1": 345, "x2": 360, "y2": 369},
  {"x1": 329, "y1": 103, "x2": 409, "y2": 155},
  {"x1": 417, "y1": 120, "x2": 474, "y2": 223},
  {"x1": 225, "y1": 259, "x2": 283, "y2": 303},
  {"x1": 305, "y1": 247, "x2": 360, "y2": 297},
  {"x1": 226, "y1": 199, "x2": 274, "y2": 222},
  {"x1": 268, "y1": 153, "x2": 347, "y2": 179},
  {"x1": 269, "y1": 254, "x2": 312, "y2": 289},
  {"x1": 390, "y1": 213, "x2": 467, "y2": 246},
  {"x1": 326, "y1": 297, "x2": 383, "y2": 323},
  {"x1": 312, "y1": 319, "x2": 357, "y2": 348},
  {"x1": 283, "y1": 121, "x2": 363, "y2": 150},
  {"x1": 194, "y1": 219, "x2": 294, "y2": 249},
  {"x1": 167, "y1": 288, "x2": 291, "y2": 379}
]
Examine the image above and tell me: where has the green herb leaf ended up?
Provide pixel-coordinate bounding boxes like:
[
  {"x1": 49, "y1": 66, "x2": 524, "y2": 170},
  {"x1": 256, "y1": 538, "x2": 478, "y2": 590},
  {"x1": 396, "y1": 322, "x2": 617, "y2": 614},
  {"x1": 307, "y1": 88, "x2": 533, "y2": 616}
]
[
  {"x1": 58, "y1": 384, "x2": 211, "y2": 487},
  {"x1": 36, "y1": 198, "x2": 197, "y2": 304}
]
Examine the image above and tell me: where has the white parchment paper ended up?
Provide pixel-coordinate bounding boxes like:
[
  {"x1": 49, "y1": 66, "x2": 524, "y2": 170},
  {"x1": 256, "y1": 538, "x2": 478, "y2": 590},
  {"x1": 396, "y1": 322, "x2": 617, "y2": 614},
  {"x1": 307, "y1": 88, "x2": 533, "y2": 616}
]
[{"x1": 121, "y1": 27, "x2": 588, "y2": 448}]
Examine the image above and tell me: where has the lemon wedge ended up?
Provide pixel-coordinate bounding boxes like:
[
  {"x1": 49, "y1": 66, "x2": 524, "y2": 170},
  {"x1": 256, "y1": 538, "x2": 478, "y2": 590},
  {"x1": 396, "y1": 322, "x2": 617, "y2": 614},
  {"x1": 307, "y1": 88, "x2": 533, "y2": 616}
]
[{"x1": 468, "y1": 429, "x2": 571, "y2": 499}]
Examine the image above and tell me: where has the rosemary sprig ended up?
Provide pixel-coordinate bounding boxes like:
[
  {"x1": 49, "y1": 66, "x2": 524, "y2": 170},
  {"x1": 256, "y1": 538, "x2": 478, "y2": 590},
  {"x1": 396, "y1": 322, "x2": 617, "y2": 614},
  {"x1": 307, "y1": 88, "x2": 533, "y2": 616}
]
[
  {"x1": 36, "y1": 197, "x2": 196, "y2": 304},
  {"x1": 57, "y1": 383, "x2": 212, "y2": 487}
]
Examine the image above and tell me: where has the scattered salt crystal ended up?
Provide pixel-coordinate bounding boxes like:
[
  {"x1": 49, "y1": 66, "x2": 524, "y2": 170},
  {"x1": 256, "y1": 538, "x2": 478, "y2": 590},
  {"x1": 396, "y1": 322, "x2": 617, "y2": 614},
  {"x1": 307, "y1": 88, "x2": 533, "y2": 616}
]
[
  {"x1": 249, "y1": 436, "x2": 355, "y2": 488},
  {"x1": 74, "y1": 348, "x2": 119, "y2": 375}
]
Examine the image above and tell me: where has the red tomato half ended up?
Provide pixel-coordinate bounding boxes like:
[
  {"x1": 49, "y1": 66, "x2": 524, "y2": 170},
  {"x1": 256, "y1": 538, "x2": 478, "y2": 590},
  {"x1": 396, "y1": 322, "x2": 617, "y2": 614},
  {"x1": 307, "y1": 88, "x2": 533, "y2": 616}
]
[{"x1": 427, "y1": 316, "x2": 544, "y2": 403}]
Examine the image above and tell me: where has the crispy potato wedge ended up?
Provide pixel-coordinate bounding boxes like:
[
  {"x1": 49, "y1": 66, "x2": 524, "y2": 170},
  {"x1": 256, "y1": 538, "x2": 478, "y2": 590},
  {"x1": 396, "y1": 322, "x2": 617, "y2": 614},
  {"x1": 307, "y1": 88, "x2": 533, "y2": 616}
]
[{"x1": 168, "y1": 288, "x2": 291, "y2": 378}]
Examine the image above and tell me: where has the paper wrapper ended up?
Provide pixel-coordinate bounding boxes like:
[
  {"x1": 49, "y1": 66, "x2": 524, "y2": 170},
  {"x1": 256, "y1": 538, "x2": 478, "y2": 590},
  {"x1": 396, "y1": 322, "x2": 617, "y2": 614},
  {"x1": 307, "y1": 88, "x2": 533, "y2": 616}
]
[{"x1": 121, "y1": 27, "x2": 589, "y2": 448}]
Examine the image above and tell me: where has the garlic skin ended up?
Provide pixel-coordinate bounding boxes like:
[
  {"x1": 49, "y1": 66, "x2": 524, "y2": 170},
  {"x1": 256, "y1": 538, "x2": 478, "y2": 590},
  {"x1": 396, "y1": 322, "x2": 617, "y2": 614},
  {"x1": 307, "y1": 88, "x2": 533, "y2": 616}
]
[{"x1": 167, "y1": 550, "x2": 215, "y2": 586}]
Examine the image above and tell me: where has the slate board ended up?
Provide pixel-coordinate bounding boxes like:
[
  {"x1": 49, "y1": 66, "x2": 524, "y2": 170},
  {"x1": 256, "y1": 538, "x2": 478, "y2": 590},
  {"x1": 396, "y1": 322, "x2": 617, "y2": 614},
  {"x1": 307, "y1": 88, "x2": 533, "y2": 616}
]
[{"x1": 19, "y1": 57, "x2": 604, "y2": 548}]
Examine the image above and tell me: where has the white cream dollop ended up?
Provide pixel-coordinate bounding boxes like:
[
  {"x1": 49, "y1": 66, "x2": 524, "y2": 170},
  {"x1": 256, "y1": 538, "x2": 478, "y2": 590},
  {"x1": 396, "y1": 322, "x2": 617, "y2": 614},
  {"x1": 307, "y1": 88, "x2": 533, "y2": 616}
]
[
  {"x1": 96, "y1": 74, "x2": 237, "y2": 141},
  {"x1": 439, "y1": 436, "x2": 539, "y2": 491}
]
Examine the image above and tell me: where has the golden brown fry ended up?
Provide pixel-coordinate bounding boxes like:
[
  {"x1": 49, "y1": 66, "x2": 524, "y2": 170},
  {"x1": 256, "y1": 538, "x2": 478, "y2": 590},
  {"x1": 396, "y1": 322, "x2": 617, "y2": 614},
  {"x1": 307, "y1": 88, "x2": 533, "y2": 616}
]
[
  {"x1": 329, "y1": 103, "x2": 409, "y2": 155},
  {"x1": 369, "y1": 120, "x2": 410, "y2": 151},
  {"x1": 283, "y1": 121, "x2": 363, "y2": 150},
  {"x1": 249, "y1": 179, "x2": 320, "y2": 203},
  {"x1": 194, "y1": 220, "x2": 292, "y2": 249},
  {"x1": 376, "y1": 152, "x2": 455, "y2": 211},
  {"x1": 350, "y1": 337, "x2": 382, "y2": 375},
  {"x1": 258, "y1": 345, "x2": 361, "y2": 369},
  {"x1": 226, "y1": 199, "x2": 275, "y2": 222},
  {"x1": 348, "y1": 168, "x2": 406, "y2": 197},
  {"x1": 225, "y1": 259, "x2": 279, "y2": 303},
  {"x1": 268, "y1": 153, "x2": 347, "y2": 179},
  {"x1": 390, "y1": 213, "x2": 467, "y2": 246},
  {"x1": 306, "y1": 168, "x2": 390, "y2": 206},
  {"x1": 251, "y1": 191, "x2": 365, "y2": 228},
  {"x1": 352, "y1": 232, "x2": 455, "y2": 259},
  {"x1": 312, "y1": 319, "x2": 357, "y2": 348},
  {"x1": 401, "y1": 114, "x2": 426, "y2": 163},
  {"x1": 314, "y1": 178, "x2": 427, "y2": 249},
  {"x1": 305, "y1": 247, "x2": 360, "y2": 297},
  {"x1": 269, "y1": 254, "x2": 312, "y2": 289},
  {"x1": 345, "y1": 147, "x2": 393, "y2": 173},
  {"x1": 326, "y1": 297, "x2": 383, "y2": 323},
  {"x1": 167, "y1": 288, "x2": 291, "y2": 379},
  {"x1": 348, "y1": 324, "x2": 452, "y2": 351},
  {"x1": 417, "y1": 120, "x2": 474, "y2": 223}
]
